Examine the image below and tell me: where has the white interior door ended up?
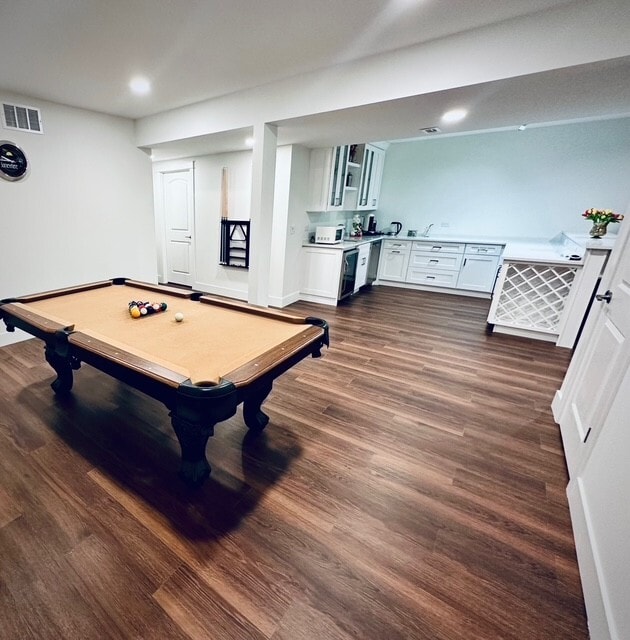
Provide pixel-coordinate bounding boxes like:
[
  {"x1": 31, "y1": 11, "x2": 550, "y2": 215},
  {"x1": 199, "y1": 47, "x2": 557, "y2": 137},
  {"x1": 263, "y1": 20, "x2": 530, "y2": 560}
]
[
  {"x1": 160, "y1": 165, "x2": 195, "y2": 286},
  {"x1": 554, "y1": 222, "x2": 630, "y2": 476},
  {"x1": 571, "y1": 362, "x2": 630, "y2": 640},
  {"x1": 553, "y1": 212, "x2": 630, "y2": 640}
]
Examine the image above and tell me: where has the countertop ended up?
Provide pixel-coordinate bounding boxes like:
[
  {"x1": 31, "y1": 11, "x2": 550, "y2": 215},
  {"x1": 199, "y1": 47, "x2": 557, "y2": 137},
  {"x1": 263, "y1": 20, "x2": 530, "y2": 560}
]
[{"x1": 303, "y1": 231, "x2": 618, "y2": 265}]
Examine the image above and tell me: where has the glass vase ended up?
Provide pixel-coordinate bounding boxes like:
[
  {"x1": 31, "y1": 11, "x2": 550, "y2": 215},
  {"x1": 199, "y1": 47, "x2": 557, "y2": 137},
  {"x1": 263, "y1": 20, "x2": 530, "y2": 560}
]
[{"x1": 589, "y1": 222, "x2": 608, "y2": 239}]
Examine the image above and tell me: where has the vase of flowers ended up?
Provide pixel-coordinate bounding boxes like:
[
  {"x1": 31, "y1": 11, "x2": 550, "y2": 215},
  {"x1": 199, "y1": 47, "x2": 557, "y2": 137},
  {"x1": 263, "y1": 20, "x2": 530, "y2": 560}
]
[{"x1": 582, "y1": 208, "x2": 624, "y2": 238}]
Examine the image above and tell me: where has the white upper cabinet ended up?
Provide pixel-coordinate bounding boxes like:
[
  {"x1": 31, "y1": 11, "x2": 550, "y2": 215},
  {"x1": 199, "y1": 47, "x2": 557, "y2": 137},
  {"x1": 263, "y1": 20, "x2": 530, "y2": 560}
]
[
  {"x1": 357, "y1": 144, "x2": 386, "y2": 211},
  {"x1": 307, "y1": 143, "x2": 385, "y2": 212}
]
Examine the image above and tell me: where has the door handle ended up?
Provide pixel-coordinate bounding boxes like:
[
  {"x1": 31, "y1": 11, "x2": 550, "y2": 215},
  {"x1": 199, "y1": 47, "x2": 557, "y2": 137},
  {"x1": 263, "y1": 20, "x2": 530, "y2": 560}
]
[
  {"x1": 596, "y1": 289, "x2": 613, "y2": 304},
  {"x1": 184, "y1": 235, "x2": 192, "y2": 239}
]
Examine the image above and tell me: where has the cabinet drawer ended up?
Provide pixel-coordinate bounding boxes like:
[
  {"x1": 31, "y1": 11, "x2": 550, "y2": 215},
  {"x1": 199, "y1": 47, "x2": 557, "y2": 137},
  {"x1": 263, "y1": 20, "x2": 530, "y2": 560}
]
[
  {"x1": 412, "y1": 241, "x2": 465, "y2": 254},
  {"x1": 406, "y1": 267, "x2": 459, "y2": 288},
  {"x1": 465, "y1": 244, "x2": 503, "y2": 256},
  {"x1": 408, "y1": 251, "x2": 463, "y2": 271},
  {"x1": 382, "y1": 239, "x2": 411, "y2": 252}
]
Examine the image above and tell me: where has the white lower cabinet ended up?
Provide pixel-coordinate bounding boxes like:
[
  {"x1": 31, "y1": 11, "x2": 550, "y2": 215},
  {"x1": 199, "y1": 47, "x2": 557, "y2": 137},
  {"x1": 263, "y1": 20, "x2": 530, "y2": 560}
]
[
  {"x1": 354, "y1": 243, "x2": 370, "y2": 291},
  {"x1": 378, "y1": 239, "x2": 504, "y2": 296},
  {"x1": 378, "y1": 240, "x2": 410, "y2": 282},
  {"x1": 457, "y1": 254, "x2": 501, "y2": 292},
  {"x1": 301, "y1": 247, "x2": 343, "y2": 303},
  {"x1": 406, "y1": 241, "x2": 464, "y2": 288}
]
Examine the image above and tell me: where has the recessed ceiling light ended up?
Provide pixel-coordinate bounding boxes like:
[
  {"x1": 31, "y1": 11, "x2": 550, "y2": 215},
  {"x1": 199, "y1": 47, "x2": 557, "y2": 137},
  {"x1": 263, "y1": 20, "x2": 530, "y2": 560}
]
[
  {"x1": 441, "y1": 108, "x2": 468, "y2": 124},
  {"x1": 129, "y1": 76, "x2": 151, "y2": 96}
]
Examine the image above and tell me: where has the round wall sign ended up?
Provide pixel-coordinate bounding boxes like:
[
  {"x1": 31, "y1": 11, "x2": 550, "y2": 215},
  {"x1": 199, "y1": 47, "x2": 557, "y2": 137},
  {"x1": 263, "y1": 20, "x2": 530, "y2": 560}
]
[{"x1": 0, "y1": 141, "x2": 29, "y2": 181}]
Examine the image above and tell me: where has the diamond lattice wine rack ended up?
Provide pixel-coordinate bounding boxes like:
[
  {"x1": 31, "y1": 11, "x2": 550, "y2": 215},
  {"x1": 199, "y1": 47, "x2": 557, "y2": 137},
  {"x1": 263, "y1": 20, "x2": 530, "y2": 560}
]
[{"x1": 492, "y1": 262, "x2": 578, "y2": 333}]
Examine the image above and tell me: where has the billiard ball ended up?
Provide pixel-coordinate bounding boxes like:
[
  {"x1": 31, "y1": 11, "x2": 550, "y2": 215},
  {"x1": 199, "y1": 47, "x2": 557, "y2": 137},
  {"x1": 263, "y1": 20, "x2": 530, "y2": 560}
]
[{"x1": 174, "y1": 312, "x2": 184, "y2": 322}]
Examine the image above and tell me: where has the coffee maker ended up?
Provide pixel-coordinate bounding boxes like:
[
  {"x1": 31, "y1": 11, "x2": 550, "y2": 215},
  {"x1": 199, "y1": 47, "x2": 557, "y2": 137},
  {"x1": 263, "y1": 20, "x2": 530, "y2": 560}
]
[{"x1": 366, "y1": 214, "x2": 378, "y2": 235}]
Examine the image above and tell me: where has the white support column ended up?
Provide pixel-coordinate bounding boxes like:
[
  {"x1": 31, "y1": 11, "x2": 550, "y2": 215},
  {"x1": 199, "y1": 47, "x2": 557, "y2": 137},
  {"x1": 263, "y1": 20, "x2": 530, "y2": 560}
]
[{"x1": 248, "y1": 123, "x2": 277, "y2": 307}]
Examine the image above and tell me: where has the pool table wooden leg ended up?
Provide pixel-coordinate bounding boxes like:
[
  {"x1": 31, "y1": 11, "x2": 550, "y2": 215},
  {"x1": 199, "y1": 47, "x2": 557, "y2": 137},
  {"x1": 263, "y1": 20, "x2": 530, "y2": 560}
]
[
  {"x1": 243, "y1": 381, "x2": 273, "y2": 433},
  {"x1": 44, "y1": 344, "x2": 80, "y2": 395},
  {"x1": 170, "y1": 414, "x2": 215, "y2": 487}
]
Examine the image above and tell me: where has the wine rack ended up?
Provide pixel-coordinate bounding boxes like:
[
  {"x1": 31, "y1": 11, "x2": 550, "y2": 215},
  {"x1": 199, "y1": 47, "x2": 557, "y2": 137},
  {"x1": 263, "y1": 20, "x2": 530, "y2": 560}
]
[{"x1": 491, "y1": 262, "x2": 578, "y2": 333}]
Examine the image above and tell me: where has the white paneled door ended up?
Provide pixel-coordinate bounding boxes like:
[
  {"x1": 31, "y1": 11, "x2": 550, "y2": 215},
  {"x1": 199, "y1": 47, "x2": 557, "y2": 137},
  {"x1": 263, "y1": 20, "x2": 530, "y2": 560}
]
[
  {"x1": 160, "y1": 165, "x2": 195, "y2": 286},
  {"x1": 553, "y1": 212, "x2": 630, "y2": 640}
]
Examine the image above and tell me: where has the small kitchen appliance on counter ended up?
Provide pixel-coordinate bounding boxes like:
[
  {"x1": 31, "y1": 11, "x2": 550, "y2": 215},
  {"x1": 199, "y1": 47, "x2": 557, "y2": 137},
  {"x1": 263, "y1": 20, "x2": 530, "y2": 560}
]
[
  {"x1": 385, "y1": 221, "x2": 402, "y2": 236},
  {"x1": 315, "y1": 224, "x2": 345, "y2": 244},
  {"x1": 364, "y1": 214, "x2": 378, "y2": 235}
]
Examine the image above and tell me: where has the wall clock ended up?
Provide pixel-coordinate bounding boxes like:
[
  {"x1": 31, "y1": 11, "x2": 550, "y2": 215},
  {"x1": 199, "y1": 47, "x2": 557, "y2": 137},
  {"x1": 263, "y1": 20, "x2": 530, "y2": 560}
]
[{"x1": 0, "y1": 141, "x2": 29, "y2": 181}]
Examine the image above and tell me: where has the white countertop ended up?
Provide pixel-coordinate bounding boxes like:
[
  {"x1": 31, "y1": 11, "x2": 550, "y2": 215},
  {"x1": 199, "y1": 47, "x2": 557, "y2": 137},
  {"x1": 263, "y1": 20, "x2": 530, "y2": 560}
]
[{"x1": 304, "y1": 230, "x2": 618, "y2": 265}]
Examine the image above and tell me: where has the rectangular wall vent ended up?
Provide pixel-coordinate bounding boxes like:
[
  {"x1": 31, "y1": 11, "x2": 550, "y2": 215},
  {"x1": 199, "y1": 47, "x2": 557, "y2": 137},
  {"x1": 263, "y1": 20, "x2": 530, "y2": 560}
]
[{"x1": 2, "y1": 103, "x2": 43, "y2": 134}]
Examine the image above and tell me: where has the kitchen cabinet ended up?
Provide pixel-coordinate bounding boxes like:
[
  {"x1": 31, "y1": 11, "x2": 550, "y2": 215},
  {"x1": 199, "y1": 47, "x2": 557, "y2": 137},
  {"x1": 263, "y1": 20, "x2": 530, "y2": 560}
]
[
  {"x1": 301, "y1": 246, "x2": 344, "y2": 301},
  {"x1": 378, "y1": 239, "x2": 410, "y2": 282},
  {"x1": 456, "y1": 244, "x2": 502, "y2": 293},
  {"x1": 301, "y1": 245, "x2": 361, "y2": 305},
  {"x1": 307, "y1": 145, "x2": 356, "y2": 211},
  {"x1": 378, "y1": 239, "x2": 504, "y2": 295},
  {"x1": 301, "y1": 238, "x2": 384, "y2": 305},
  {"x1": 354, "y1": 242, "x2": 371, "y2": 292},
  {"x1": 406, "y1": 240, "x2": 464, "y2": 288},
  {"x1": 357, "y1": 144, "x2": 386, "y2": 211},
  {"x1": 307, "y1": 143, "x2": 385, "y2": 212}
]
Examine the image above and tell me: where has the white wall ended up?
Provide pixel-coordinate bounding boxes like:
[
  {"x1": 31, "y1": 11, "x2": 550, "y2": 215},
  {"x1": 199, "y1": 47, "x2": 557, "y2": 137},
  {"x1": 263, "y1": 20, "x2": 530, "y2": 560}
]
[
  {"x1": 188, "y1": 151, "x2": 252, "y2": 300},
  {"x1": 377, "y1": 118, "x2": 630, "y2": 239},
  {"x1": 269, "y1": 144, "x2": 311, "y2": 307},
  {"x1": 0, "y1": 93, "x2": 156, "y2": 346}
]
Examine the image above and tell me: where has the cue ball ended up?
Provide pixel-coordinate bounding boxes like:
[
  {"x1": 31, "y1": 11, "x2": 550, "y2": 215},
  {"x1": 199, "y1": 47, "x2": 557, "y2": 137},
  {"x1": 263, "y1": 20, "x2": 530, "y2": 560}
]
[{"x1": 174, "y1": 312, "x2": 184, "y2": 322}]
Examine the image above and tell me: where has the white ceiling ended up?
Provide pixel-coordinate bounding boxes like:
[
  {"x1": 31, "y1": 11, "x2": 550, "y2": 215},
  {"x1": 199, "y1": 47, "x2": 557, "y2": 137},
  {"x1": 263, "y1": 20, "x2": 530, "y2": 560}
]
[{"x1": 2, "y1": 0, "x2": 630, "y2": 153}]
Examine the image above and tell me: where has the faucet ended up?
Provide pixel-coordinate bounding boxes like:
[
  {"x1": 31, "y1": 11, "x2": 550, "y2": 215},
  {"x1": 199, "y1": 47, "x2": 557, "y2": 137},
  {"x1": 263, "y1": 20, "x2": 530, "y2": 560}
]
[{"x1": 422, "y1": 223, "x2": 434, "y2": 237}]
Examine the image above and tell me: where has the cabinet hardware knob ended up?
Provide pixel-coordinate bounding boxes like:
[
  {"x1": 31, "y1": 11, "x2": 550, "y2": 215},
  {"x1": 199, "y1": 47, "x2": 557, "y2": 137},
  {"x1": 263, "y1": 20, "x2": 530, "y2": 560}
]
[{"x1": 595, "y1": 289, "x2": 613, "y2": 304}]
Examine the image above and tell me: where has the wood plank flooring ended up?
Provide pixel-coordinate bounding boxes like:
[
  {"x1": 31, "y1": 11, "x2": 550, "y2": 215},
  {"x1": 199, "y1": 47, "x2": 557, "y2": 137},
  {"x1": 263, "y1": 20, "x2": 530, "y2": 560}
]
[{"x1": 0, "y1": 286, "x2": 587, "y2": 639}]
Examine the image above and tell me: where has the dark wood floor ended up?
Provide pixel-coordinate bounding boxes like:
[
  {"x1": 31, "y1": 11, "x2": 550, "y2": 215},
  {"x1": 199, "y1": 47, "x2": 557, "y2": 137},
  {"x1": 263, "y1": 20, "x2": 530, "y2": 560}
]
[{"x1": 0, "y1": 286, "x2": 588, "y2": 639}]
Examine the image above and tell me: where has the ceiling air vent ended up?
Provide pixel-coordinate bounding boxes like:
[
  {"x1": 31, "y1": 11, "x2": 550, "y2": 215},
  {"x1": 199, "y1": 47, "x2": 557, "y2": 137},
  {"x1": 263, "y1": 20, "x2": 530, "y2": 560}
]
[
  {"x1": 2, "y1": 103, "x2": 43, "y2": 134},
  {"x1": 420, "y1": 126, "x2": 441, "y2": 135}
]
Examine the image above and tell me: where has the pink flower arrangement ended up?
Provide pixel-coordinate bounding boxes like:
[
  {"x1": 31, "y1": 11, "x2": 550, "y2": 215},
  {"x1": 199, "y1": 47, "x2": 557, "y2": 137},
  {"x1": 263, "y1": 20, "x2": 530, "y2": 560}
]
[{"x1": 582, "y1": 208, "x2": 624, "y2": 224}]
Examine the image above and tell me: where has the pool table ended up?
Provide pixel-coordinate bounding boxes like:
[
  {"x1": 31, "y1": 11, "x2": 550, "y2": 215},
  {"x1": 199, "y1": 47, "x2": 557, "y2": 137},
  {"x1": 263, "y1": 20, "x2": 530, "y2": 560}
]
[{"x1": 0, "y1": 278, "x2": 328, "y2": 486}]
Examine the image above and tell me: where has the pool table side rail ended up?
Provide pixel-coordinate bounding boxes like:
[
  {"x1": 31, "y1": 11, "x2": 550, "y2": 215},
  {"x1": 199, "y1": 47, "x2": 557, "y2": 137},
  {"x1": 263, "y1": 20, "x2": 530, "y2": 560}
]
[
  {"x1": 6, "y1": 278, "x2": 200, "y2": 306},
  {"x1": 6, "y1": 279, "x2": 115, "y2": 303},
  {"x1": 0, "y1": 301, "x2": 75, "y2": 338},
  {"x1": 114, "y1": 278, "x2": 201, "y2": 299},
  {"x1": 197, "y1": 294, "x2": 313, "y2": 323},
  {"x1": 224, "y1": 324, "x2": 327, "y2": 386},
  {"x1": 68, "y1": 331, "x2": 190, "y2": 389}
]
